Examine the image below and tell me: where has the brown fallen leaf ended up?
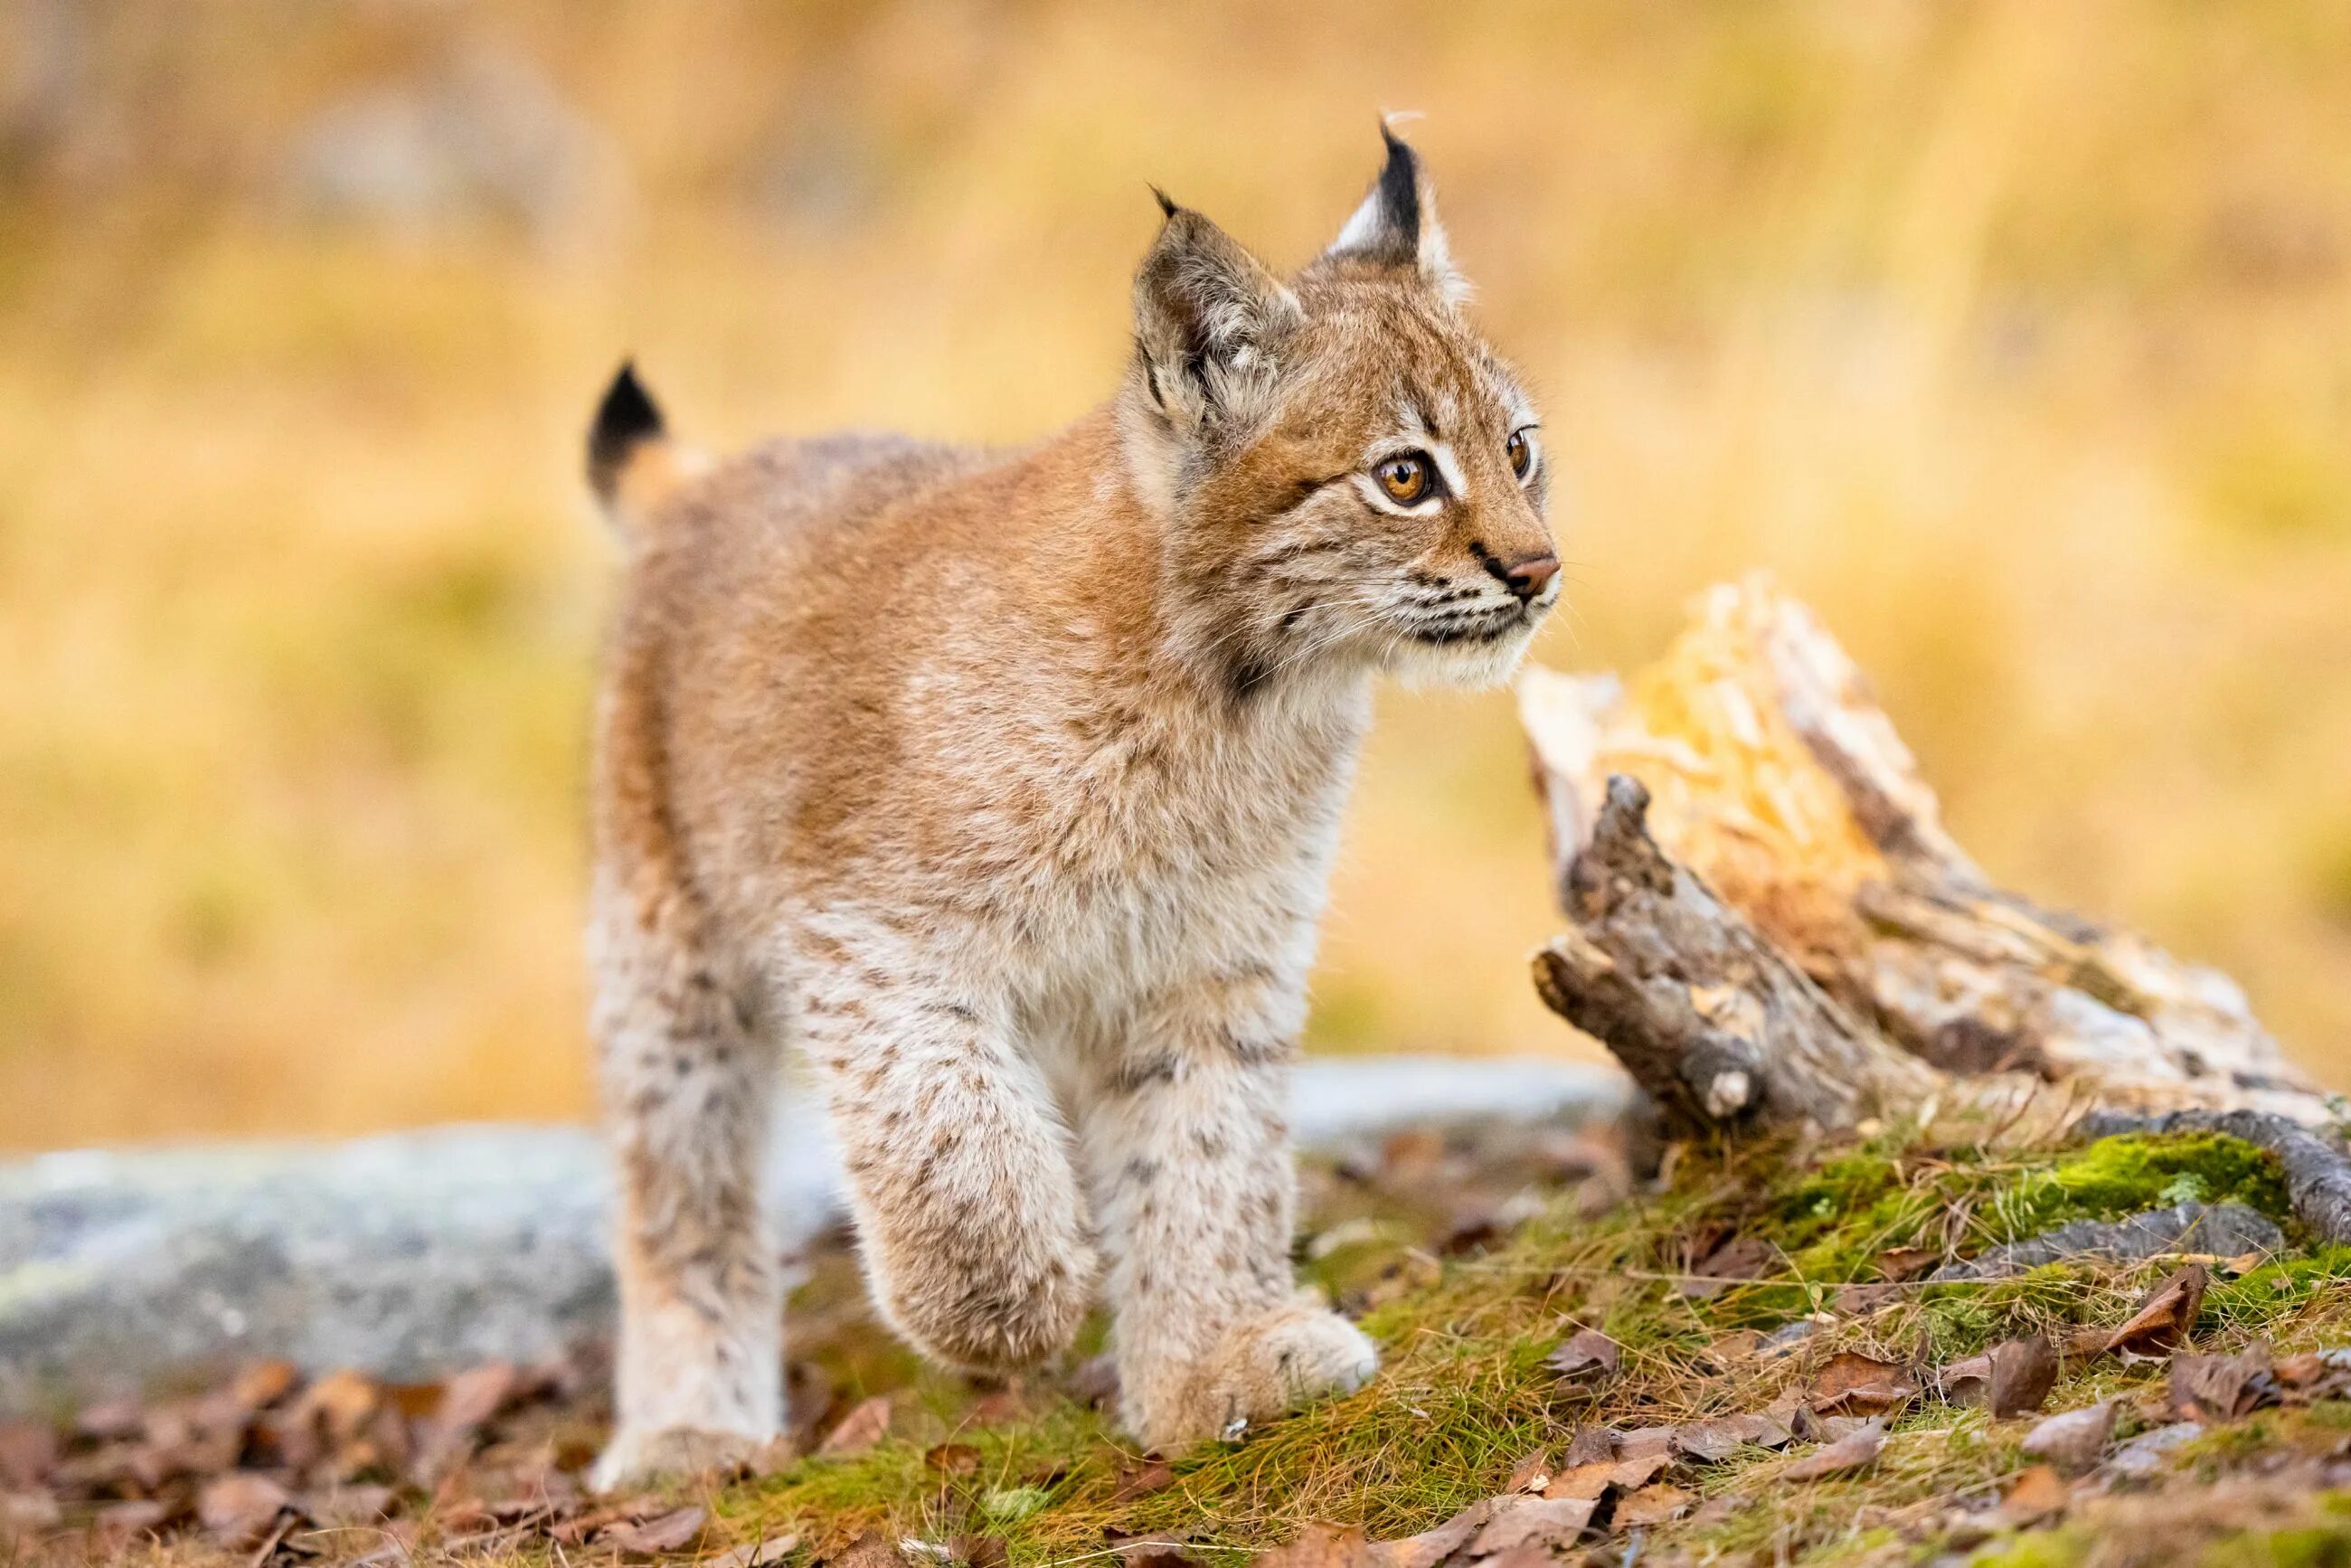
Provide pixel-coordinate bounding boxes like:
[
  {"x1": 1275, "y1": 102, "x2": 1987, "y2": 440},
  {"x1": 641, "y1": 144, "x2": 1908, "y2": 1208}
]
[
  {"x1": 1613, "y1": 1428, "x2": 1677, "y2": 1462},
  {"x1": 230, "y1": 1360, "x2": 302, "y2": 1414},
  {"x1": 1561, "y1": 1427, "x2": 1616, "y2": 1467},
  {"x1": 1379, "y1": 1499, "x2": 1495, "y2": 1568},
  {"x1": 925, "y1": 1442, "x2": 983, "y2": 1477},
  {"x1": 1544, "y1": 1328, "x2": 1621, "y2": 1388},
  {"x1": 2105, "y1": 1264, "x2": 2209, "y2": 1355},
  {"x1": 1701, "y1": 1330, "x2": 1763, "y2": 1369},
  {"x1": 1542, "y1": 1450, "x2": 1670, "y2": 1503},
  {"x1": 2171, "y1": 1346, "x2": 2279, "y2": 1422},
  {"x1": 1608, "y1": 1451, "x2": 1674, "y2": 1490},
  {"x1": 2019, "y1": 1402, "x2": 2117, "y2": 1474},
  {"x1": 435, "y1": 1497, "x2": 496, "y2": 1539},
  {"x1": 1810, "y1": 1352, "x2": 1917, "y2": 1414},
  {"x1": 1466, "y1": 1496, "x2": 1598, "y2": 1556},
  {"x1": 1671, "y1": 1419, "x2": 1751, "y2": 1464},
  {"x1": 1256, "y1": 1523, "x2": 1381, "y2": 1568},
  {"x1": 834, "y1": 1531, "x2": 916, "y2": 1568},
  {"x1": 1111, "y1": 1459, "x2": 1176, "y2": 1502},
  {"x1": 1834, "y1": 1284, "x2": 1903, "y2": 1317},
  {"x1": 1540, "y1": 1463, "x2": 1617, "y2": 1503},
  {"x1": 1878, "y1": 1246, "x2": 1940, "y2": 1281},
  {"x1": 1614, "y1": 1483, "x2": 1694, "y2": 1528},
  {"x1": 299, "y1": 1369, "x2": 384, "y2": 1440},
  {"x1": 817, "y1": 1396, "x2": 892, "y2": 1458},
  {"x1": 604, "y1": 1505, "x2": 706, "y2": 1555},
  {"x1": 435, "y1": 1363, "x2": 519, "y2": 1432},
  {"x1": 1782, "y1": 1418, "x2": 1886, "y2": 1481},
  {"x1": 198, "y1": 1472, "x2": 297, "y2": 1549},
  {"x1": 2000, "y1": 1464, "x2": 2070, "y2": 1525},
  {"x1": 1939, "y1": 1353, "x2": 1993, "y2": 1404},
  {"x1": 1679, "y1": 1234, "x2": 1776, "y2": 1300},
  {"x1": 1988, "y1": 1336, "x2": 2060, "y2": 1418},
  {"x1": 1104, "y1": 1533, "x2": 1186, "y2": 1568}
]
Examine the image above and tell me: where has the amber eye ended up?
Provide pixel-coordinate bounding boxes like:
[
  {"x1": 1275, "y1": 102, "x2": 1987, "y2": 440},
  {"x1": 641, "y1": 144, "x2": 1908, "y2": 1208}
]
[
  {"x1": 1375, "y1": 453, "x2": 1436, "y2": 505},
  {"x1": 1506, "y1": 428, "x2": 1537, "y2": 481}
]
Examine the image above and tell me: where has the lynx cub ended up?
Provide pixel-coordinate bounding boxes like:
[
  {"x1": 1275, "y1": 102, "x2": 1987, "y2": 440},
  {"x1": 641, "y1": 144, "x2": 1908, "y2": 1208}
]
[{"x1": 583, "y1": 129, "x2": 1559, "y2": 1488}]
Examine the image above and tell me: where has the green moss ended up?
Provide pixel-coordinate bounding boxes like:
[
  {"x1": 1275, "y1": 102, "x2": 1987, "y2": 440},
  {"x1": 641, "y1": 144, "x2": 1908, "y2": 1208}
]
[{"x1": 2003, "y1": 1133, "x2": 2294, "y2": 1234}]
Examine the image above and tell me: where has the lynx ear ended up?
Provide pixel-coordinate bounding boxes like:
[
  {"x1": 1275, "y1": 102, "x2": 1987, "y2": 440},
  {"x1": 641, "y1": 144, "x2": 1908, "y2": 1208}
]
[
  {"x1": 1327, "y1": 125, "x2": 1468, "y2": 306},
  {"x1": 1132, "y1": 193, "x2": 1301, "y2": 432}
]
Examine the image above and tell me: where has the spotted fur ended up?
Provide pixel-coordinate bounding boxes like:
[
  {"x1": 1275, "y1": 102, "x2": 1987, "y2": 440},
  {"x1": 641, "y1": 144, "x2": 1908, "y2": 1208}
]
[{"x1": 585, "y1": 129, "x2": 1559, "y2": 1488}]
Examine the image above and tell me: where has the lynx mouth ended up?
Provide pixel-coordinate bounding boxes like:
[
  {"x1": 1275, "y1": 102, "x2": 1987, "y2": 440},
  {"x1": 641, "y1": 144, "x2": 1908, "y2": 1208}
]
[{"x1": 1403, "y1": 603, "x2": 1544, "y2": 647}]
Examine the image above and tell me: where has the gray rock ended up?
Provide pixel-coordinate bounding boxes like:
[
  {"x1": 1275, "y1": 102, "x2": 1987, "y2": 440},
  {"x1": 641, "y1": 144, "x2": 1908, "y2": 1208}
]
[{"x1": 0, "y1": 1056, "x2": 1625, "y2": 1412}]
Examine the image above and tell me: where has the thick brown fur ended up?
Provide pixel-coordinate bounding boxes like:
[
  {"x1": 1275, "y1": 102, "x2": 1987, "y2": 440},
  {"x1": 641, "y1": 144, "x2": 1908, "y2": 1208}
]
[{"x1": 585, "y1": 128, "x2": 1560, "y2": 1488}]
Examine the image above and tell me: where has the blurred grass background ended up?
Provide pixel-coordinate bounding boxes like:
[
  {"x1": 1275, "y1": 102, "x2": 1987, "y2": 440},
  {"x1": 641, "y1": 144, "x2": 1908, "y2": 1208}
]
[{"x1": 2, "y1": 0, "x2": 2347, "y2": 1149}]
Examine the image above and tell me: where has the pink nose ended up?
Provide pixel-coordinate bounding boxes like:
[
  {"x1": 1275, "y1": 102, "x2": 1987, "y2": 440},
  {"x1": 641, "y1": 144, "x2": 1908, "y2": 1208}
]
[{"x1": 1502, "y1": 553, "x2": 1560, "y2": 602}]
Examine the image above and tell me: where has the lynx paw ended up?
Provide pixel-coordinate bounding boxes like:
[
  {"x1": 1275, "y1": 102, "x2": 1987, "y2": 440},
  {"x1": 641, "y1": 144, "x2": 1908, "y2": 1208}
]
[
  {"x1": 590, "y1": 1426, "x2": 768, "y2": 1493},
  {"x1": 1130, "y1": 1304, "x2": 1378, "y2": 1450}
]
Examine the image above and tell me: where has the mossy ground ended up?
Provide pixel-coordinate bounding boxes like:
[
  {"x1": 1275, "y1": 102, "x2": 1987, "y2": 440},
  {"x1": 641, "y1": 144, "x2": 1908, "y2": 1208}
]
[
  {"x1": 684, "y1": 1124, "x2": 2351, "y2": 1568},
  {"x1": 39, "y1": 1121, "x2": 2347, "y2": 1568}
]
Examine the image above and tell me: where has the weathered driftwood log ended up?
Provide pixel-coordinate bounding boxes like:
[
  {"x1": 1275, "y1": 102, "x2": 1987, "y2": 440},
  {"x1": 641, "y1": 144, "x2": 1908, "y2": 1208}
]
[
  {"x1": 1521, "y1": 575, "x2": 2331, "y2": 1126},
  {"x1": 1531, "y1": 775, "x2": 1945, "y2": 1135}
]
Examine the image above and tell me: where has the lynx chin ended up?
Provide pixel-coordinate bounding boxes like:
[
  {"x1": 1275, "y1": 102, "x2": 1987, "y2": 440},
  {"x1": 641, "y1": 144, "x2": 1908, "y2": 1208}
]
[{"x1": 581, "y1": 128, "x2": 1561, "y2": 1488}]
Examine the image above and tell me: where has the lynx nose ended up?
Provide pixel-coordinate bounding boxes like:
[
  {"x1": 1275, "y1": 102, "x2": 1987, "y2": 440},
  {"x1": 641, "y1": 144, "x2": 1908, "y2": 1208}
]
[{"x1": 1499, "y1": 552, "x2": 1560, "y2": 603}]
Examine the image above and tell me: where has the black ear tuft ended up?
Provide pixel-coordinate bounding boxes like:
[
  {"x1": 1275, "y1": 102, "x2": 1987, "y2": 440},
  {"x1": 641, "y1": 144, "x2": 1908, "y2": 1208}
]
[
  {"x1": 588, "y1": 361, "x2": 666, "y2": 503},
  {"x1": 1327, "y1": 121, "x2": 1437, "y2": 269},
  {"x1": 1149, "y1": 184, "x2": 1180, "y2": 220},
  {"x1": 1374, "y1": 123, "x2": 1421, "y2": 250}
]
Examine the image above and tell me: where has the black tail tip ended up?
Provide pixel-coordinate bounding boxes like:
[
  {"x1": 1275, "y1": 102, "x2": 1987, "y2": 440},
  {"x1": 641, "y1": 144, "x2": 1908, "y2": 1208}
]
[{"x1": 588, "y1": 361, "x2": 665, "y2": 494}]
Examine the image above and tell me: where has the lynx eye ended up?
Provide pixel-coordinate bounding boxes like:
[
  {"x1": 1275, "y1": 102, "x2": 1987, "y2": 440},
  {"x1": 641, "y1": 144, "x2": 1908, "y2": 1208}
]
[
  {"x1": 1374, "y1": 453, "x2": 1436, "y2": 505},
  {"x1": 1506, "y1": 427, "x2": 1537, "y2": 482}
]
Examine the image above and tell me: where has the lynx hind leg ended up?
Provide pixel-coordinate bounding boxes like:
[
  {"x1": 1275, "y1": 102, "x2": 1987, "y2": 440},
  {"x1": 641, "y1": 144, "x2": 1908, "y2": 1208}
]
[
  {"x1": 800, "y1": 953, "x2": 1096, "y2": 1374},
  {"x1": 590, "y1": 889, "x2": 784, "y2": 1490},
  {"x1": 1083, "y1": 973, "x2": 1376, "y2": 1450}
]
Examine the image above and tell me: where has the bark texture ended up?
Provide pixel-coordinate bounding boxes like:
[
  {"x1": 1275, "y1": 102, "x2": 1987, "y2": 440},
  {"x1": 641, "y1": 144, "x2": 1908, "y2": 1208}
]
[
  {"x1": 1522, "y1": 575, "x2": 2330, "y2": 1129},
  {"x1": 1531, "y1": 776, "x2": 1944, "y2": 1135}
]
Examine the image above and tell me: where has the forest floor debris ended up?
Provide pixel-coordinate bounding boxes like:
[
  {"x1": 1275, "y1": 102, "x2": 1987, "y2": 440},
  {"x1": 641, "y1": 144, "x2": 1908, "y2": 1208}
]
[{"x1": 6, "y1": 1111, "x2": 2351, "y2": 1566}]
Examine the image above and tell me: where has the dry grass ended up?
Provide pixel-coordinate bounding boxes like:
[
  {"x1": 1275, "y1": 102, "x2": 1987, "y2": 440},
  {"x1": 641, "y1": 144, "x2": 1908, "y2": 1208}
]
[{"x1": 3, "y1": 1, "x2": 2350, "y2": 1148}]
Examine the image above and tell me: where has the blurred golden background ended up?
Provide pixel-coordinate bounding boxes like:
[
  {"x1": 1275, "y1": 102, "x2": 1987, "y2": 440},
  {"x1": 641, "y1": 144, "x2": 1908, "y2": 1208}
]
[{"x1": 4, "y1": 1, "x2": 2347, "y2": 1150}]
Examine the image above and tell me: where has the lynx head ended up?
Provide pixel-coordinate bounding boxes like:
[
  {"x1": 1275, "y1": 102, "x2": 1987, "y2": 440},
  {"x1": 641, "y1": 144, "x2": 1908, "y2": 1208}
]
[{"x1": 1125, "y1": 127, "x2": 1559, "y2": 698}]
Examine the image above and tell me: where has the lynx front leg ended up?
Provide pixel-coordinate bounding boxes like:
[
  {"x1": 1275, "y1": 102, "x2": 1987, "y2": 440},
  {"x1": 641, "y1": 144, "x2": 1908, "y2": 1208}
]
[
  {"x1": 801, "y1": 955, "x2": 1096, "y2": 1373},
  {"x1": 1082, "y1": 969, "x2": 1377, "y2": 1450},
  {"x1": 590, "y1": 902, "x2": 783, "y2": 1490}
]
